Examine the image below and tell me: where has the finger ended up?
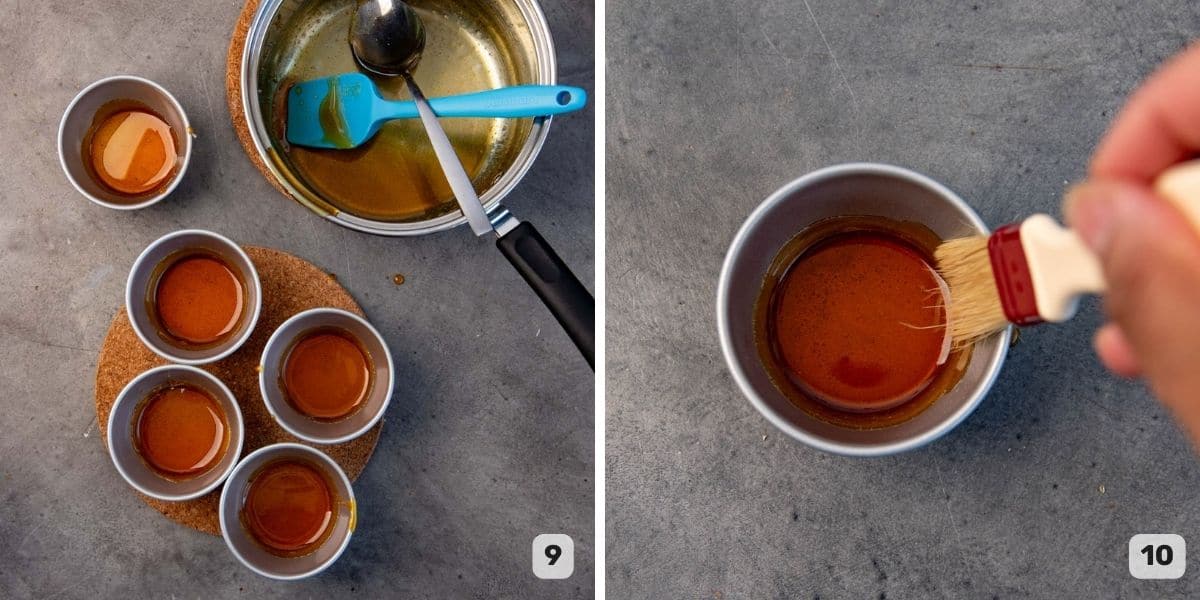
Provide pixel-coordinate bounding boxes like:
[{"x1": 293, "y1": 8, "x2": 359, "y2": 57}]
[
  {"x1": 1066, "y1": 178, "x2": 1200, "y2": 439},
  {"x1": 1090, "y1": 42, "x2": 1200, "y2": 182},
  {"x1": 1094, "y1": 322, "x2": 1140, "y2": 378}
]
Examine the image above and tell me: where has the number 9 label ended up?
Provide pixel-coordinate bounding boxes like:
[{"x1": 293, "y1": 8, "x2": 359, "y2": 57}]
[
  {"x1": 1129, "y1": 534, "x2": 1185, "y2": 579},
  {"x1": 532, "y1": 534, "x2": 574, "y2": 579}
]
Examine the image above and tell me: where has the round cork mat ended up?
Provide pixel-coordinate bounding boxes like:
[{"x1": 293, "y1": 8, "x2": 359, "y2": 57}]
[
  {"x1": 225, "y1": 0, "x2": 293, "y2": 201},
  {"x1": 94, "y1": 245, "x2": 382, "y2": 536}
]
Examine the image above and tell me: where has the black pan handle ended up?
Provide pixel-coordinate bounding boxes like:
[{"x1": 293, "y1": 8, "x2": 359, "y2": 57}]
[{"x1": 496, "y1": 221, "x2": 595, "y2": 368}]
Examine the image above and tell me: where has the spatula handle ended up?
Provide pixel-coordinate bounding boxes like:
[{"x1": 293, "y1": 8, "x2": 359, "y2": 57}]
[{"x1": 379, "y1": 85, "x2": 588, "y2": 120}]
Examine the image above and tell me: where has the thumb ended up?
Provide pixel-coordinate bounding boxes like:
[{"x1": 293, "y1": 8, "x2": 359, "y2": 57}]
[{"x1": 1065, "y1": 178, "x2": 1200, "y2": 440}]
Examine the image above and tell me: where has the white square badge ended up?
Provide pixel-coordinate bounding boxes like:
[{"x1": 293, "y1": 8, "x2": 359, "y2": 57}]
[
  {"x1": 1129, "y1": 534, "x2": 1185, "y2": 580},
  {"x1": 532, "y1": 534, "x2": 574, "y2": 579}
]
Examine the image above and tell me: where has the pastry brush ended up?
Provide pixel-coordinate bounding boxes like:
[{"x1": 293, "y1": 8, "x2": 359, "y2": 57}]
[{"x1": 935, "y1": 160, "x2": 1200, "y2": 346}]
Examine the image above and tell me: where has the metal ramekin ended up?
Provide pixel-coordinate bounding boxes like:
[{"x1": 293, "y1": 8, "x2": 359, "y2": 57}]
[
  {"x1": 58, "y1": 75, "x2": 193, "y2": 210},
  {"x1": 716, "y1": 163, "x2": 1011, "y2": 456},
  {"x1": 258, "y1": 308, "x2": 395, "y2": 445},
  {"x1": 125, "y1": 229, "x2": 263, "y2": 365},
  {"x1": 219, "y1": 443, "x2": 356, "y2": 580},
  {"x1": 107, "y1": 365, "x2": 245, "y2": 501}
]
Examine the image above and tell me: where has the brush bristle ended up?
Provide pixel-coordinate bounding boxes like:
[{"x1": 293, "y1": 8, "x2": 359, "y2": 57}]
[{"x1": 934, "y1": 235, "x2": 1010, "y2": 346}]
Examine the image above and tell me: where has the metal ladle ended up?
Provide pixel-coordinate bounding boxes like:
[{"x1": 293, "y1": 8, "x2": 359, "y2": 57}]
[{"x1": 350, "y1": 0, "x2": 595, "y2": 368}]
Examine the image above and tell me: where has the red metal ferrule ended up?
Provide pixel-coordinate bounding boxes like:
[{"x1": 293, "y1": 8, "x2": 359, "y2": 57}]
[{"x1": 987, "y1": 223, "x2": 1043, "y2": 326}]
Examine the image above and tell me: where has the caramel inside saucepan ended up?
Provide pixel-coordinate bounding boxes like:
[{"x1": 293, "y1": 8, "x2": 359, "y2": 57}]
[{"x1": 259, "y1": 0, "x2": 538, "y2": 223}]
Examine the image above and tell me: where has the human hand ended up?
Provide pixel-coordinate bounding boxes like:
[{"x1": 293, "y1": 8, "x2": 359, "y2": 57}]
[{"x1": 1064, "y1": 42, "x2": 1200, "y2": 443}]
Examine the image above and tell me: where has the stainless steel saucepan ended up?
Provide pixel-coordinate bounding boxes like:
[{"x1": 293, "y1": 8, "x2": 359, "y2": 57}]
[{"x1": 238, "y1": 0, "x2": 593, "y2": 365}]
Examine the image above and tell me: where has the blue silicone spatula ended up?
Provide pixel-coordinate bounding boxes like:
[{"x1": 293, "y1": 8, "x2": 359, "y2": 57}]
[{"x1": 286, "y1": 72, "x2": 587, "y2": 149}]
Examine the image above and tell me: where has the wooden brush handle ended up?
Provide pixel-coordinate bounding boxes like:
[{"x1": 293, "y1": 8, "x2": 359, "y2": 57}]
[
  {"x1": 1155, "y1": 160, "x2": 1200, "y2": 231},
  {"x1": 1022, "y1": 215, "x2": 1103, "y2": 322},
  {"x1": 1029, "y1": 160, "x2": 1200, "y2": 323}
]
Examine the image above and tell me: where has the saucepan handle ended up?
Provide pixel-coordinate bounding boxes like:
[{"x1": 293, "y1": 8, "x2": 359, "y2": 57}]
[{"x1": 496, "y1": 222, "x2": 595, "y2": 368}]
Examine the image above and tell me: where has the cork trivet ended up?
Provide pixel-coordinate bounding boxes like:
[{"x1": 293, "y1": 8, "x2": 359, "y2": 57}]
[
  {"x1": 94, "y1": 245, "x2": 382, "y2": 536},
  {"x1": 225, "y1": 0, "x2": 293, "y2": 200}
]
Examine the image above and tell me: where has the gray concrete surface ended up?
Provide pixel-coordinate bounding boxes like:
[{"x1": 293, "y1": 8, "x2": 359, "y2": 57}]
[
  {"x1": 608, "y1": 1, "x2": 1200, "y2": 597},
  {"x1": 0, "y1": 1, "x2": 593, "y2": 597}
]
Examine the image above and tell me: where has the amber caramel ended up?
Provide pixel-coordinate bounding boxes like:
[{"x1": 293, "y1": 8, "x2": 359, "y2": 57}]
[
  {"x1": 282, "y1": 329, "x2": 372, "y2": 420},
  {"x1": 134, "y1": 384, "x2": 228, "y2": 479},
  {"x1": 84, "y1": 102, "x2": 178, "y2": 199},
  {"x1": 755, "y1": 216, "x2": 972, "y2": 430},
  {"x1": 241, "y1": 460, "x2": 336, "y2": 557},
  {"x1": 152, "y1": 252, "x2": 245, "y2": 348}
]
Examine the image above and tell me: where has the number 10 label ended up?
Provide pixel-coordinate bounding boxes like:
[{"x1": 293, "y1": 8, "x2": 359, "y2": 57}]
[{"x1": 1129, "y1": 534, "x2": 1186, "y2": 579}]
